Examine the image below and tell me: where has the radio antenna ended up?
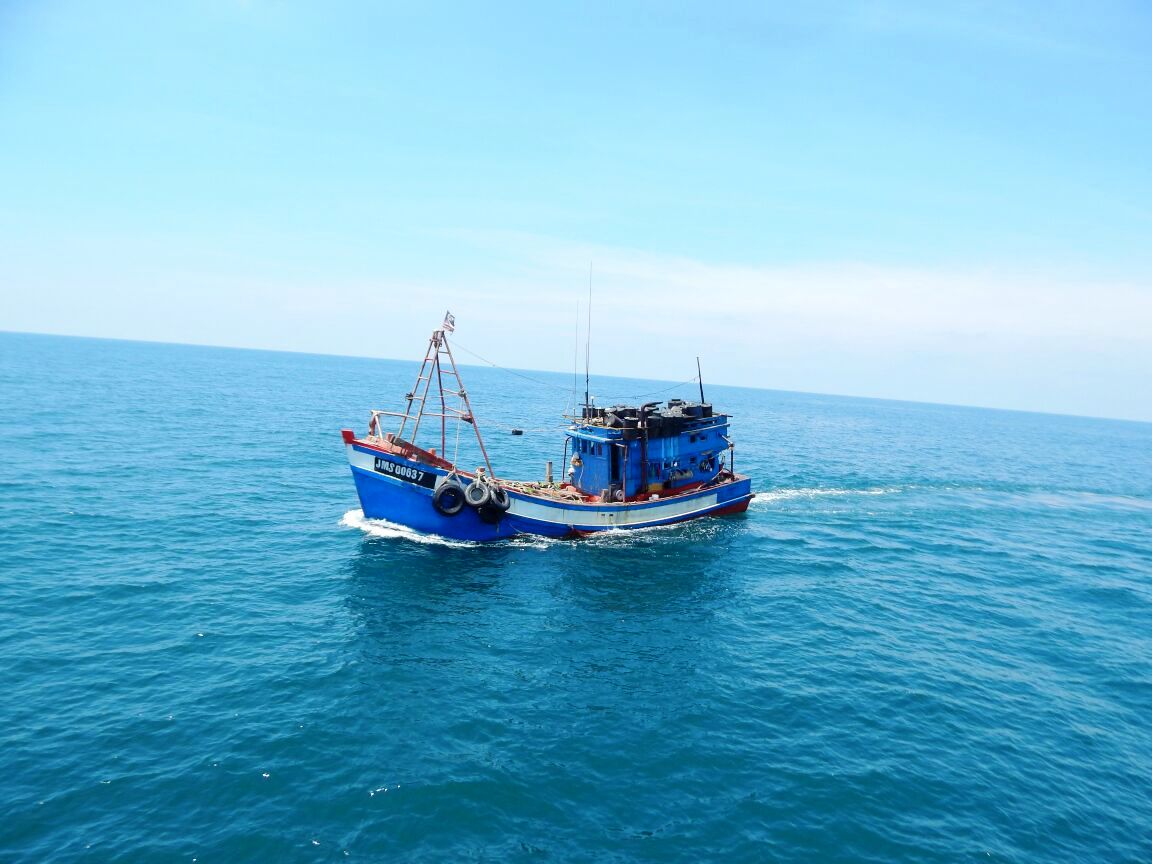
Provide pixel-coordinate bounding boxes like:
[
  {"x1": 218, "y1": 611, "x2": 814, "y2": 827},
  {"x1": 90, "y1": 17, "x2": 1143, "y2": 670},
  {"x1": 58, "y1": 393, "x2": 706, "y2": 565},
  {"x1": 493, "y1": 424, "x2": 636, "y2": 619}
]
[
  {"x1": 584, "y1": 263, "x2": 592, "y2": 409},
  {"x1": 572, "y1": 299, "x2": 580, "y2": 413}
]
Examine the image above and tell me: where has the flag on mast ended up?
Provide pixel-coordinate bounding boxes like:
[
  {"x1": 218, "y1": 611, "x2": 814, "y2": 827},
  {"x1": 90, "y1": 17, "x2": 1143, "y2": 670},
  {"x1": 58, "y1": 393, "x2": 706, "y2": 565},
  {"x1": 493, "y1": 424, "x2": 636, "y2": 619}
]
[{"x1": 443, "y1": 311, "x2": 456, "y2": 332}]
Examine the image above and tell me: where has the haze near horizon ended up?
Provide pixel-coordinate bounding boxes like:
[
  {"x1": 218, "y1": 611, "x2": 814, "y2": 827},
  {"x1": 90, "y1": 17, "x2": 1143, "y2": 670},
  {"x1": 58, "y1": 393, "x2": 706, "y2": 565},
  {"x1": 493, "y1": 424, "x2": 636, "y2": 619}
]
[{"x1": 2, "y1": 1, "x2": 1150, "y2": 421}]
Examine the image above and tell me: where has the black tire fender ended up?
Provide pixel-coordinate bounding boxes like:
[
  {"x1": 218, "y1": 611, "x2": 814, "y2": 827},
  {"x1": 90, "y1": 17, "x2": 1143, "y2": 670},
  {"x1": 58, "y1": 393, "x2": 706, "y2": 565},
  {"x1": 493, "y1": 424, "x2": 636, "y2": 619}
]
[
  {"x1": 433, "y1": 481, "x2": 466, "y2": 516},
  {"x1": 464, "y1": 481, "x2": 491, "y2": 508},
  {"x1": 488, "y1": 485, "x2": 510, "y2": 512},
  {"x1": 476, "y1": 503, "x2": 503, "y2": 524}
]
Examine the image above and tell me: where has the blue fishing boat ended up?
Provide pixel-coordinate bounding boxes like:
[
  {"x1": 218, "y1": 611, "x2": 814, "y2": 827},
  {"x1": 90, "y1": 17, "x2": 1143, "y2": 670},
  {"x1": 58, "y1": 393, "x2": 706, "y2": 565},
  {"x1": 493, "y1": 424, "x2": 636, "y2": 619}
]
[{"x1": 342, "y1": 314, "x2": 754, "y2": 541}]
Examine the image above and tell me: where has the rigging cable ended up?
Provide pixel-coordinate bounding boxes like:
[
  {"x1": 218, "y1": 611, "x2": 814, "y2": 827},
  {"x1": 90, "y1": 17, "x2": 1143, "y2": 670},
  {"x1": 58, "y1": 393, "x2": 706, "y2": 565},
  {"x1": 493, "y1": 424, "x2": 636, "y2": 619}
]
[
  {"x1": 452, "y1": 339, "x2": 707, "y2": 404},
  {"x1": 603, "y1": 374, "x2": 703, "y2": 401},
  {"x1": 450, "y1": 340, "x2": 571, "y2": 392}
]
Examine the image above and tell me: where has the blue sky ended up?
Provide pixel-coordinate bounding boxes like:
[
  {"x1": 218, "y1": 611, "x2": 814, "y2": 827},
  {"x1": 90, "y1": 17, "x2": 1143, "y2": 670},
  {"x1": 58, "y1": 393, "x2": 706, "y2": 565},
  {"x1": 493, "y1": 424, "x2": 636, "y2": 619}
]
[{"x1": 2, "y1": 1, "x2": 1150, "y2": 420}]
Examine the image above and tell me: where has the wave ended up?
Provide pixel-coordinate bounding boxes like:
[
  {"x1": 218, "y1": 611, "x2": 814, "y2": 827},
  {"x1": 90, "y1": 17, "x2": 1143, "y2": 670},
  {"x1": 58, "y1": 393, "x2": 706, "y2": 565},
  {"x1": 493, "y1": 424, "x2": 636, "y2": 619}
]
[
  {"x1": 339, "y1": 509, "x2": 716, "y2": 549},
  {"x1": 750, "y1": 486, "x2": 902, "y2": 506},
  {"x1": 749, "y1": 484, "x2": 1152, "y2": 516},
  {"x1": 1011, "y1": 489, "x2": 1152, "y2": 513},
  {"x1": 340, "y1": 509, "x2": 579, "y2": 550},
  {"x1": 339, "y1": 510, "x2": 479, "y2": 548}
]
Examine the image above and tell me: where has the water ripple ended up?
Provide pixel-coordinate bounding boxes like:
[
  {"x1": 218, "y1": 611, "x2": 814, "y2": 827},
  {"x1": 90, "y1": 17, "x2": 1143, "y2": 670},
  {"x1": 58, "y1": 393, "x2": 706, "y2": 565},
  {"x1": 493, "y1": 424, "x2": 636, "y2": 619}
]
[{"x1": 2, "y1": 333, "x2": 1150, "y2": 863}]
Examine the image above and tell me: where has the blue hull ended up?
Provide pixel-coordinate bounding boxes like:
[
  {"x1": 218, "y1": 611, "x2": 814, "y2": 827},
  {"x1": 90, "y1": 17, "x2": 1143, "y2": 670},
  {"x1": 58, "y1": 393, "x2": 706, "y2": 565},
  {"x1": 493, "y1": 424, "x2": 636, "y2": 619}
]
[
  {"x1": 351, "y1": 462, "x2": 523, "y2": 540},
  {"x1": 347, "y1": 443, "x2": 753, "y2": 543}
]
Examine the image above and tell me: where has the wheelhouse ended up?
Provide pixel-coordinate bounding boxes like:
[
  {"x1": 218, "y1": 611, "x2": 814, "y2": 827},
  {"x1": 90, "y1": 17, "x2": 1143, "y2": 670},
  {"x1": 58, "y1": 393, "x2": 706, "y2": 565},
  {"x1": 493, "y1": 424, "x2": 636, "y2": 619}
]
[{"x1": 566, "y1": 399, "x2": 733, "y2": 501}]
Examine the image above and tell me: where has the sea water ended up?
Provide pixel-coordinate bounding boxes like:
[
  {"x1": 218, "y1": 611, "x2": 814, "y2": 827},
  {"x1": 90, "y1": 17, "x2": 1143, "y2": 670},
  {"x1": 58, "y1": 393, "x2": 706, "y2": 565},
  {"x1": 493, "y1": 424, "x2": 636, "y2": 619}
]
[{"x1": 1, "y1": 331, "x2": 1149, "y2": 862}]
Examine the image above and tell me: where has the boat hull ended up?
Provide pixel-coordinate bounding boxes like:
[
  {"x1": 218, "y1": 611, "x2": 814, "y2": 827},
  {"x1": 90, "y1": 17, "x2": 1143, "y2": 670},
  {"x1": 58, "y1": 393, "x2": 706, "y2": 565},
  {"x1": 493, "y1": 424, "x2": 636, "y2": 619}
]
[{"x1": 346, "y1": 441, "x2": 753, "y2": 542}]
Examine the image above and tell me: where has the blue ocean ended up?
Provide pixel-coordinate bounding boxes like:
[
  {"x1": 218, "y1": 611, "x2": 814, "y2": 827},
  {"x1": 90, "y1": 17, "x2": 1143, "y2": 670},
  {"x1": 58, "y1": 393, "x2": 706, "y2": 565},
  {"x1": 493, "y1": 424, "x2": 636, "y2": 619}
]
[{"x1": 2, "y1": 331, "x2": 1150, "y2": 863}]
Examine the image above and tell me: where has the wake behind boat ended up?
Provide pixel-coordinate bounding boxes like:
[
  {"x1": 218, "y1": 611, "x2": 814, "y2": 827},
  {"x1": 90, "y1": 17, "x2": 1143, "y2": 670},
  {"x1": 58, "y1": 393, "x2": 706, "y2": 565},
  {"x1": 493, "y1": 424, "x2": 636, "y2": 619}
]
[{"x1": 341, "y1": 314, "x2": 754, "y2": 542}]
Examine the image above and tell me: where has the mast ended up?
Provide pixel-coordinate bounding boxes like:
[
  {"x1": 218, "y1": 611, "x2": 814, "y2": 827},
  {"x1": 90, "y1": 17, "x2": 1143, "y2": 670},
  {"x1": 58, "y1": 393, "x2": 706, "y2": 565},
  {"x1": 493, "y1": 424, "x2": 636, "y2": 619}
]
[
  {"x1": 572, "y1": 299, "x2": 580, "y2": 414},
  {"x1": 584, "y1": 263, "x2": 592, "y2": 410},
  {"x1": 439, "y1": 327, "x2": 494, "y2": 477},
  {"x1": 697, "y1": 356, "x2": 706, "y2": 404},
  {"x1": 387, "y1": 312, "x2": 495, "y2": 477}
]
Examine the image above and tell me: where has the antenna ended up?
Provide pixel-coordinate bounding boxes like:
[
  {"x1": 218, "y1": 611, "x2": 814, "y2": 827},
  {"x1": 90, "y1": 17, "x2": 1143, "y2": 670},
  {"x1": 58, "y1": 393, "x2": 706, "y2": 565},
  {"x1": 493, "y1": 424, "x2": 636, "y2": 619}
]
[
  {"x1": 572, "y1": 299, "x2": 580, "y2": 414},
  {"x1": 697, "y1": 356, "x2": 706, "y2": 403},
  {"x1": 584, "y1": 262, "x2": 592, "y2": 409}
]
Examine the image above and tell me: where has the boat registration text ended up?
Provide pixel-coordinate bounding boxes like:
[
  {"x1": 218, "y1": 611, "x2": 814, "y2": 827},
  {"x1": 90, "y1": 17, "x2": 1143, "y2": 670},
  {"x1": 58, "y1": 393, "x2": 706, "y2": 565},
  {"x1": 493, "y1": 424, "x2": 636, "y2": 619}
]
[{"x1": 373, "y1": 457, "x2": 436, "y2": 488}]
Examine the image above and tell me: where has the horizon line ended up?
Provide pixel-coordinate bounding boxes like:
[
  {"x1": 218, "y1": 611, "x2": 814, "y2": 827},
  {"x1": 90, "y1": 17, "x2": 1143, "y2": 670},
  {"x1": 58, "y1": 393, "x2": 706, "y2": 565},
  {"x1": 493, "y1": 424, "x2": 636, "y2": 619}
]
[{"x1": 3, "y1": 327, "x2": 1149, "y2": 427}]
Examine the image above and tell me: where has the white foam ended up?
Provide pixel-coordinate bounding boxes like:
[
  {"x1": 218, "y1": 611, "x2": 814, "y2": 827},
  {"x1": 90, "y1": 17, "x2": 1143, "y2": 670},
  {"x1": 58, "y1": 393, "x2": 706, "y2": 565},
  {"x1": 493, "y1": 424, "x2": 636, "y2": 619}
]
[
  {"x1": 584, "y1": 519, "x2": 703, "y2": 542},
  {"x1": 339, "y1": 509, "x2": 478, "y2": 548},
  {"x1": 339, "y1": 508, "x2": 704, "y2": 549},
  {"x1": 750, "y1": 487, "x2": 901, "y2": 506}
]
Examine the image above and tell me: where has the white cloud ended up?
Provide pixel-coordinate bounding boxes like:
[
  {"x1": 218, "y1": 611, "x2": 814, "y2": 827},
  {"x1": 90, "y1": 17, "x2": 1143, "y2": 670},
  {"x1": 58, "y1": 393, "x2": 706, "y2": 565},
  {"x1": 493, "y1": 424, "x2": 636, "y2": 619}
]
[
  {"x1": 5, "y1": 229, "x2": 1149, "y2": 420},
  {"x1": 421, "y1": 233, "x2": 1152, "y2": 420}
]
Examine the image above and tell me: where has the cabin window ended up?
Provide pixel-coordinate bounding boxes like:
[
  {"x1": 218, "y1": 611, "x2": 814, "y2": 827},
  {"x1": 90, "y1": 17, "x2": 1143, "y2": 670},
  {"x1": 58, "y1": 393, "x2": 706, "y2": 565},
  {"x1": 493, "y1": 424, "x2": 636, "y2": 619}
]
[
  {"x1": 580, "y1": 440, "x2": 587, "y2": 453},
  {"x1": 595, "y1": 444, "x2": 602, "y2": 456},
  {"x1": 689, "y1": 434, "x2": 696, "y2": 443}
]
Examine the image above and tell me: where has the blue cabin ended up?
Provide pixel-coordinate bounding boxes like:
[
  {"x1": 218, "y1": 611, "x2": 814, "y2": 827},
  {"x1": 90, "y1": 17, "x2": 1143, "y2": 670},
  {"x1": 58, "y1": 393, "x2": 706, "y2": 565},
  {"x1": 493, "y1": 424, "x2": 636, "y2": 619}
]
[{"x1": 566, "y1": 399, "x2": 732, "y2": 501}]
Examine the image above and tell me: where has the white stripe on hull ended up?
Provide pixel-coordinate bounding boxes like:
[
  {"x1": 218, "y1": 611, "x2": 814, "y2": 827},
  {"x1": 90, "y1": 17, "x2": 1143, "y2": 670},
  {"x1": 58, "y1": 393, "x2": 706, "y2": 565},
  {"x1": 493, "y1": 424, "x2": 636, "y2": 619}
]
[
  {"x1": 508, "y1": 492, "x2": 720, "y2": 529},
  {"x1": 348, "y1": 443, "x2": 738, "y2": 533}
]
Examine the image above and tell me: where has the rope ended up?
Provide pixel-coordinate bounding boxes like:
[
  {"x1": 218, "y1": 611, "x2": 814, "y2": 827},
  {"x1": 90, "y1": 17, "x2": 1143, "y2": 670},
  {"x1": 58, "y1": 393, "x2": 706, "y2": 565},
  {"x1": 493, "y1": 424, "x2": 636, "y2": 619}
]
[
  {"x1": 602, "y1": 375, "x2": 702, "y2": 401},
  {"x1": 451, "y1": 340, "x2": 571, "y2": 392},
  {"x1": 453, "y1": 407, "x2": 463, "y2": 465},
  {"x1": 452, "y1": 339, "x2": 703, "y2": 405},
  {"x1": 483, "y1": 416, "x2": 569, "y2": 435}
]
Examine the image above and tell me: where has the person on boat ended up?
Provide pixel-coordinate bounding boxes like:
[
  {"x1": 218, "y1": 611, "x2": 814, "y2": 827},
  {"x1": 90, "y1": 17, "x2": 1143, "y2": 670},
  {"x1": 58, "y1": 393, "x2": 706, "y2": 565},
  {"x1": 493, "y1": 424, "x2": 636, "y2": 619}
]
[{"x1": 567, "y1": 452, "x2": 582, "y2": 484}]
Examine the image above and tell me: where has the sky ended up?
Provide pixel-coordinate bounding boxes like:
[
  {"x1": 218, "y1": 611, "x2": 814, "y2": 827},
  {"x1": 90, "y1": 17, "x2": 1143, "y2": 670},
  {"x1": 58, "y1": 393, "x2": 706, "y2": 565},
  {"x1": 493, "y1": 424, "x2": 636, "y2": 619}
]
[{"x1": 1, "y1": 0, "x2": 1150, "y2": 421}]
